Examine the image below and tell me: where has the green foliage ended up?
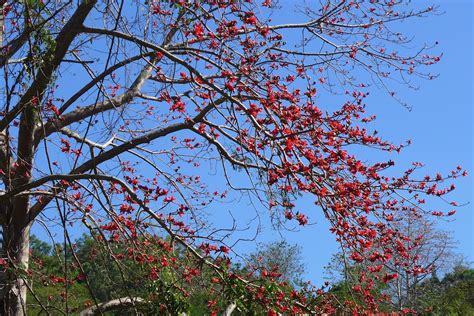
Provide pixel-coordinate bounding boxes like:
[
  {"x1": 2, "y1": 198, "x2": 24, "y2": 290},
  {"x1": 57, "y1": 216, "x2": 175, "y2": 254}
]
[
  {"x1": 29, "y1": 235, "x2": 52, "y2": 258},
  {"x1": 27, "y1": 234, "x2": 255, "y2": 314},
  {"x1": 27, "y1": 235, "x2": 184, "y2": 314},
  {"x1": 27, "y1": 234, "x2": 473, "y2": 315},
  {"x1": 28, "y1": 237, "x2": 90, "y2": 314},
  {"x1": 25, "y1": 236, "x2": 308, "y2": 314},
  {"x1": 416, "y1": 266, "x2": 474, "y2": 315},
  {"x1": 325, "y1": 254, "x2": 474, "y2": 315},
  {"x1": 324, "y1": 261, "x2": 391, "y2": 313}
]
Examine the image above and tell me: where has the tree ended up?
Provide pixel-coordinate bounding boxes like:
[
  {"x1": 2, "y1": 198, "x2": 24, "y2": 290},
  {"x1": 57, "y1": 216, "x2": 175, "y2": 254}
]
[
  {"x1": 417, "y1": 264, "x2": 474, "y2": 315},
  {"x1": 324, "y1": 252, "x2": 393, "y2": 313},
  {"x1": 325, "y1": 259, "x2": 474, "y2": 315},
  {"x1": 0, "y1": 0, "x2": 465, "y2": 314},
  {"x1": 382, "y1": 214, "x2": 457, "y2": 311},
  {"x1": 324, "y1": 215, "x2": 458, "y2": 313},
  {"x1": 245, "y1": 240, "x2": 306, "y2": 288},
  {"x1": 27, "y1": 236, "x2": 310, "y2": 314},
  {"x1": 26, "y1": 234, "x2": 194, "y2": 314}
]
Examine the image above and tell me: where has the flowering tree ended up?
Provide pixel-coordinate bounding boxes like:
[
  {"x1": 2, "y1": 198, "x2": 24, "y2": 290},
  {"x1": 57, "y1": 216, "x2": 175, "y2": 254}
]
[
  {"x1": 325, "y1": 215, "x2": 457, "y2": 313},
  {"x1": 384, "y1": 214, "x2": 456, "y2": 312},
  {"x1": 0, "y1": 0, "x2": 465, "y2": 315}
]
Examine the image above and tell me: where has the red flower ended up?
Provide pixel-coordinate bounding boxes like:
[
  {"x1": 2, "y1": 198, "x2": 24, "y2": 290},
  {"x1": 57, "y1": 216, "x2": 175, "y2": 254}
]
[
  {"x1": 163, "y1": 196, "x2": 176, "y2": 203},
  {"x1": 60, "y1": 139, "x2": 71, "y2": 153},
  {"x1": 350, "y1": 252, "x2": 364, "y2": 263},
  {"x1": 170, "y1": 99, "x2": 186, "y2": 113},
  {"x1": 75, "y1": 273, "x2": 86, "y2": 282},
  {"x1": 119, "y1": 204, "x2": 133, "y2": 213},
  {"x1": 296, "y1": 213, "x2": 308, "y2": 225},
  {"x1": 207, "y1": 300, "x2": 217, "y2": 309},
  {"x1": 193, "y1": 23, "x2": 205, "y2": 39},
  {"x1": 244, "y1": 13, "x2": 258, "y2": 25},
  {"x1": 382, "y1": 273, "x2": 398, "y2": 283}
]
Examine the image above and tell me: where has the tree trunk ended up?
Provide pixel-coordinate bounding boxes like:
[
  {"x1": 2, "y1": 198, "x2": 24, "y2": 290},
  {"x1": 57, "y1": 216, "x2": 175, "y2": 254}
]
[
  {"x1": 1, "y1": 1, "x2": 30, "y2": 313},
  {"x1": 1, "y1": 222, "x2": 31, "y2": 316},
  {"x1": 223, "y1": 302, "x2": 237, "y2": 316},
  {"x1": 0, "y1": 1, "x2": 5, "y2": 49},
  {"x1": 79, "y1": 297, "x2": 145, "y2": 316}
]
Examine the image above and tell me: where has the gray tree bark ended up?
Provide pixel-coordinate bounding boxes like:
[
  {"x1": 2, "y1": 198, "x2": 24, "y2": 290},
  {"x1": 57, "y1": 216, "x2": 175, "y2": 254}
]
[
  {"x1": 79, "y1": 297, "x2": 145, "y2": 316},
  {"x1": 0, "y1": 1, "x2": 96, "y2": 314}
]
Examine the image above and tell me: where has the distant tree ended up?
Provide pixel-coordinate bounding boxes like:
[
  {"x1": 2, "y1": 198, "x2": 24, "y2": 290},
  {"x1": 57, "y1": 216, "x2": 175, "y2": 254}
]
[
  {"x1": 324, "y1": 252, "x2": 392, "y2": 313},
  {"x1": 245, "y1": 240, "x2": 306, "y2": 288},
  {"x1": 27, "y1": 235, "x2": 195, "y2": 314},
  {"x1": 325, "y1": 214, "x2": 457, "y2": 313},
  {"x1": 27, "y1": 236, "x2": 309, "y2": 315},
  {"x1": 415, "y1": 265, "x2": 474, "y2": 315},
  {"x1": 29, "y1": 235, "x2": 51, "y2": 258},
  {"x1": 27, "y1": 235, "x2": 90, "y2": 315},
  {"x1": 383, "y1": 214, "x2": 457, "y2": 311}
]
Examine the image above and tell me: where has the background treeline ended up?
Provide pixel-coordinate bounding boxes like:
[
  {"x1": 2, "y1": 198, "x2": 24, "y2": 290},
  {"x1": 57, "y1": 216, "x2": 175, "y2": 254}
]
[{"x1": 18, "y1": 235, "x2": 473, "y2": 315}]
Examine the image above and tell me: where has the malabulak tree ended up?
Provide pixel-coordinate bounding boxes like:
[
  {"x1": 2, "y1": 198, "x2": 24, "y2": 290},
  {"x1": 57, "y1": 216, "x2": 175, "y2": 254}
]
[{"x1": 0, "y1": 0, "x2": 465, "y2": 315}]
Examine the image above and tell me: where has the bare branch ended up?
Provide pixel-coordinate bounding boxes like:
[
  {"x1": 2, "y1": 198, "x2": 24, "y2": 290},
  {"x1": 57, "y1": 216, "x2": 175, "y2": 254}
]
[{"x1": 79, "y1": 297, "x2": 145, "y2": 316}]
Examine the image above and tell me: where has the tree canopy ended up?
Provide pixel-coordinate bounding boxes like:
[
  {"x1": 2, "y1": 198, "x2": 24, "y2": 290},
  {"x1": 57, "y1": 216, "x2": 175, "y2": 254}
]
[{"x1": 0, "y1": 0, "x2": 466, "y2": 315}]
